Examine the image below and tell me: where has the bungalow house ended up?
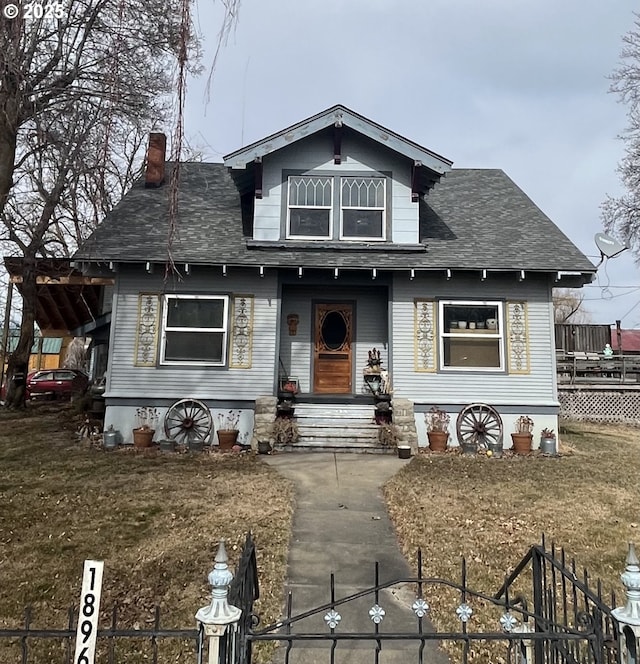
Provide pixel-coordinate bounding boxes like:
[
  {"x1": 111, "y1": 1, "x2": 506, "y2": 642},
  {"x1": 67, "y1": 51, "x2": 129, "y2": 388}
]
[{"x1": 73, "y1": 104, "x2": 595, "y2": 449}]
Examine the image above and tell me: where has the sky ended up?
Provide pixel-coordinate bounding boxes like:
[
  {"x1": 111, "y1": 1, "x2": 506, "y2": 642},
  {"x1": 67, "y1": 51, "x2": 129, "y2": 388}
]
[{"x1": 183, "y1": 0, "x2": 640, "y2": 326}]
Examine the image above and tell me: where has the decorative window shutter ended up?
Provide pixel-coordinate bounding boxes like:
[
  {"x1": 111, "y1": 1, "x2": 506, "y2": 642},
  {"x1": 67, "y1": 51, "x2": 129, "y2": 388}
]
[
  {"x1": 229, "y1": 295, "x2": 254, "y2": 369},
  {"x1": 506, "y1": 301, "x2": 530, "y2": 374},
  {"x1": 134, "y1": 293, "x2": 160, "y2": 366},
  {"x1": 414, "y1": 299, "x2": 437, "y2": 372}
]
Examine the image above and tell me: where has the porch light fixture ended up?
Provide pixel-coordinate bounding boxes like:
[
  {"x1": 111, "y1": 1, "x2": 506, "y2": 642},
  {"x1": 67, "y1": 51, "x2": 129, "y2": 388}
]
[
  {"x1": 481, "y1": 269, "x2": 487, "y2": 281},
  {"x1": 145, "y1": 262, "x2": 152, "y2": 273},
  {"x1": 298, "y1": 267, "x2": 303, "y2": 278},
  {"x1": 108, "y1": 261, "x2": 114, "y2": 271},
  {"x1": 372, "y1": 268, "x2": 377, "y2": 280},
  {"x1": 184, "y1": 263, "x2": 190, "y2": 274},
  {"x1": 222, "y1": 264, "x2": 227, "y2": 277},
  {"x1": 446, "y1": 269, "x2": 452, "y2": 280},
  {"x1": 334, "y1": 268, "x2": 339, "y2": 279},
  {"x1": 259, "y1": 265, "x2": 265, "y2": 277},
  {"x1": 410, "y1": 269, "x2": 415, "y2": 280},
  {"x1": 519, "y1": 270, "x2": 525, "y2": 281}
]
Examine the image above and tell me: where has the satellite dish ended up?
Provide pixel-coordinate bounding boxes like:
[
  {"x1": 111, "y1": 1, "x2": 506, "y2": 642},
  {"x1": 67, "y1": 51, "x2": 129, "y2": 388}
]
[{"x1": 595, "y1": 232, "x2": 627, "y2": 259}]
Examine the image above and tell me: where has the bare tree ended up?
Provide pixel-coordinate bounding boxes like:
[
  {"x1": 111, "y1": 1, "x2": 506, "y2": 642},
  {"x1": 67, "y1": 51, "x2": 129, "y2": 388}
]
[
  {"x1": 553, "y1": 288, "x2": 592, "y2": 324},
  {"x1": 602, "y1": 11, "x2": 640, "y2": 254},
  {"x1": 0, "y1": 0, "x2": 192, "y2": 407}
]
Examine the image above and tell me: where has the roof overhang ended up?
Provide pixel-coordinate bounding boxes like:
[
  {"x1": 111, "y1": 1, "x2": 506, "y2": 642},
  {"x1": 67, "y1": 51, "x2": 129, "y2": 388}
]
[
  {"x1": 4, "y1": 257, "x2": 114, "y2": 336},
  {"x1": 223, "y1": 104, "x2": 453, "y2": 196}
]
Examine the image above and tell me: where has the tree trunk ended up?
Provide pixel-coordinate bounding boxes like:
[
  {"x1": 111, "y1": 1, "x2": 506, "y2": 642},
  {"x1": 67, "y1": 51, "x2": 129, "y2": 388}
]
[{"x1": 4, "y1": 259, "x2": 36, "y2": 409}]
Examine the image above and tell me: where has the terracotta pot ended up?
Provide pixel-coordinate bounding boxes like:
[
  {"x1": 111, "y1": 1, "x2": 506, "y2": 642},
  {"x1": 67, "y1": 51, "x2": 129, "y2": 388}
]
[
  {"x1": 217, "y1": 429, "x2": 239, "y2": 451},
  {"x1": 511, "y1": 432, "x2": 532, "y2": 454},
  {"x1": 133, "y1": 428, "x2": 155, "y2": 448},
  {"x1": 427, "y1": 431, "x2": 449, "y2": 452}
]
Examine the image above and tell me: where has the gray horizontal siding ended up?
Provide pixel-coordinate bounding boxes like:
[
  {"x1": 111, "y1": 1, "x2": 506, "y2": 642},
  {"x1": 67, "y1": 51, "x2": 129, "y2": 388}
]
[
  {"x1": 391, "y1": 273, "x2": 557, "y2": 406},
  {"x1": 107, "y1": 267, "x2": 279, "y2": 399},
  {"x1": 255, "y1": 131, "x2": 416, "y2": 243}
]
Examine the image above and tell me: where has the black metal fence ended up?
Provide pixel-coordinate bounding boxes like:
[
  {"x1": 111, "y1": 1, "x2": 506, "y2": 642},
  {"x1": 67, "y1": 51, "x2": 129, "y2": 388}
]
[
  {"x1": 228, "y1": 534, "x2": 619, "y2": 664},
  {"x1": 0, "y1": 535, "x2": 623, "y2": 664},
  {"x1": 0, "y1": 603, "x2": 203, "y2": 664}
]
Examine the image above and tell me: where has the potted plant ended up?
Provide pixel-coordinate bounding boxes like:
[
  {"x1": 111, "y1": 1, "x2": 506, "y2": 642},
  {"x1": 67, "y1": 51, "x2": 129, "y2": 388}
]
[
  {"x1": 511, "y1": 415, "x2": 534, "y2": 454},
  {"x1": 279, "y1": 378, "x2": 299, "y2": 400},
  {"x1": 540, "y1": 428, "x2": 557, "y2": 455},
  {"x1": 271, "y1": 416, "x2": 299, "y2": 446},
  {"x1": 216, "y1": 410, "x2": 240, "y2": 451},
  {"x1": 425, "y1": 406, "x2": 450, "y2": 452},
  {"x1": 133, "y1": 407, "x2": 159, "y2": 448}
]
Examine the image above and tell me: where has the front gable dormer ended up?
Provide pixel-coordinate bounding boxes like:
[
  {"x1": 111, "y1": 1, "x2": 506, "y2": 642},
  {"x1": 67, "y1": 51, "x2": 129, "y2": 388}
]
[{"x1": 223, "y1": 105, "x2": 453, "y2": 245}]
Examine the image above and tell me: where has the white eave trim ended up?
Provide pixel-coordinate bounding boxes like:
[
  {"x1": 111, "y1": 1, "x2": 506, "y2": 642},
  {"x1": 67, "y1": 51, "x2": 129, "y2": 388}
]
[{"x1": 223, "y1": 105, "x2": 453, "y2": 175}]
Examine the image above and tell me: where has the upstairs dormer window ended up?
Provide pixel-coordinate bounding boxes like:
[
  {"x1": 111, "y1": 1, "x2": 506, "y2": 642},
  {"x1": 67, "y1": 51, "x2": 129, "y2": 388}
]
[
  {"x1": 340, "y1": 177, "x2": 386, "y2": 240},
  {"x1": 287, "y1": 176, "x2": 333, "y2": 239},
  {"x1": 286, "y1": 174, "x2": 387, "y2": 241}
]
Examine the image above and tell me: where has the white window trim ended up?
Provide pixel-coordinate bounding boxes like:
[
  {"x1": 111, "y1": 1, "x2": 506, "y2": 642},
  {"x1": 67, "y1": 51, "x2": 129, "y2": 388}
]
[
  {"x1": 160, "y1": 294, "x2": 229, "y2": 366},
  {"x1": 286, "y1": 176, "x2": 333, "y2": 240},
  {"x1": 339, "y1": 176, "x2": 387, "y2": 241},
  {"x1": 438, "y1": 299, "x2": 505, "y2": 372}
]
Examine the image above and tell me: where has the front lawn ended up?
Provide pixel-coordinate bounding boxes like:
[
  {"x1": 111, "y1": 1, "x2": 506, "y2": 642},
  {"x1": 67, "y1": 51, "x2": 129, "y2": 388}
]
[
  {"x1": 0, "y1": 405, "x2": 293, "y2": 661},
  {"x1": 384, "y1": 421, "x2": 639, "y2": 656}
]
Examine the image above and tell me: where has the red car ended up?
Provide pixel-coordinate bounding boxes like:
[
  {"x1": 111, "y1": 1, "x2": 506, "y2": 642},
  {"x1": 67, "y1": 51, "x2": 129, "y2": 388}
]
[{"x1": 26, "y1": 369, "x2": 89, "y2": 400}]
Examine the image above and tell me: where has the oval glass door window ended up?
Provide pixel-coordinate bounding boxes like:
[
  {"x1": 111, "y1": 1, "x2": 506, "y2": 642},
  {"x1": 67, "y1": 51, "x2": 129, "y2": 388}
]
[{"x1": 321, "y1": 311, "x2": 348, "y2": 350}]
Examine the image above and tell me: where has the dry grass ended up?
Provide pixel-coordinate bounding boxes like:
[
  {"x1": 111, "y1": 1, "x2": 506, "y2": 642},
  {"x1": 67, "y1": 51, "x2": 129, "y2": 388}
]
[
  {"x1": 384, "y1": 420, "x2": 639, "y2": 660},
  {"x1": 0, "y1": 405, "x2": 293, "y2": 662}
]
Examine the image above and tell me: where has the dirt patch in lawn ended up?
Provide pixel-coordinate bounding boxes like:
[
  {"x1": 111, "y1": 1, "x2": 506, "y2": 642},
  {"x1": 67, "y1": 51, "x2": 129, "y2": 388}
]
[
  {"x1": 384, "y1": 421, "x2": 639, "y2": 659},
  {"x1": 0, "y1": 405, "x2": 293, "y2": 662}
]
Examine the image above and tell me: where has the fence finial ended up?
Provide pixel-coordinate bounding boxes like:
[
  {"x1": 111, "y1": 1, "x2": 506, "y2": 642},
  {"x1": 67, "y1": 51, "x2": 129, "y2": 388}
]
[{"x1": 196, "y1": 541, "x2": 242, "y2": 625}]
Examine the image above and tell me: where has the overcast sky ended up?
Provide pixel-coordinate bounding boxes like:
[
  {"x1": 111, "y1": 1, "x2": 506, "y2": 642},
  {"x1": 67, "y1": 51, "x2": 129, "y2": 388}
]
[{"x1": 184, "y1": 0, "x2": 639, "y2": 326}]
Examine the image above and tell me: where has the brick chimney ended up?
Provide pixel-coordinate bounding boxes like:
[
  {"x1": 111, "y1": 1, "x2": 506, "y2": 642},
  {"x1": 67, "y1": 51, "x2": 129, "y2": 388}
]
[{"x1": 145, "y1": 132, "x2": 166, "y2": 188}]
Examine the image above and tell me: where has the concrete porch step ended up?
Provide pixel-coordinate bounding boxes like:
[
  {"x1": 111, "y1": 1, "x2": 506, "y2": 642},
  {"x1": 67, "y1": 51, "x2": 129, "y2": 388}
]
[{"x1": 297, "y1": 427, "x2": 380, "y2": 440}]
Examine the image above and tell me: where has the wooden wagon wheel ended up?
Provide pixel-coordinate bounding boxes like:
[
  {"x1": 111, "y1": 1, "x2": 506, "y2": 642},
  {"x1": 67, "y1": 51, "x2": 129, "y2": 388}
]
[
  {"x1": 456, "y1": 403, "x2": 503, "y2": 450},
  {"x1": 164, "y1": 398, "x2": 213, "y2": 446}
]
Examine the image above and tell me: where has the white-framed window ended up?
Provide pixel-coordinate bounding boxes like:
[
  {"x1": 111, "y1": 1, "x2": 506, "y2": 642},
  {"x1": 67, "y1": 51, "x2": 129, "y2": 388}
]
[
  {"x1": 160, "y1": 294, "x2": 229, "y2": 365},
  {"x1": 287, "y1": 175, "x2": 333, "y2": 239},
  {"x1": 340, "y1": 176, "x2": 386, "y2": 240},
  {"x1": 439, "y1": 300, "x2": 504, "y2": 371}
]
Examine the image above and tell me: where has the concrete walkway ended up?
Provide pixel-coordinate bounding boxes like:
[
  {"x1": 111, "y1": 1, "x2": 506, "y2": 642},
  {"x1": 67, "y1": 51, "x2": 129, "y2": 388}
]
[{"x1": 263, "y1": 452, "x2": 449, "y2": 664}]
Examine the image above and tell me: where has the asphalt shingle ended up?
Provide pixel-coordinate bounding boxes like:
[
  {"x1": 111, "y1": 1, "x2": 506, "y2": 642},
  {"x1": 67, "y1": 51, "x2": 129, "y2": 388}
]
[{"x1": 74, "y1": 163, "x2": 594, "y2": 273}]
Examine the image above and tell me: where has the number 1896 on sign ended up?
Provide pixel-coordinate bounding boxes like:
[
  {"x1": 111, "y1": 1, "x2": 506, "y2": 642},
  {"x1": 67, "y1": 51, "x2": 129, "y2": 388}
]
[
  {"x1": 3, "y1": 1, "x2": 67, "y2": 20},
  {"x1": 73, "y1": 560, "x2": 104, "y2": 664}
]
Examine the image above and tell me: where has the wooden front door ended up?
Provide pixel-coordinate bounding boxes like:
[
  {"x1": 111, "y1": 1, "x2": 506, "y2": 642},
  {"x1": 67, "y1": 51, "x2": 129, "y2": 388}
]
[{"x1": 313, "y1": 303, "x2": 353, "y2": 393}]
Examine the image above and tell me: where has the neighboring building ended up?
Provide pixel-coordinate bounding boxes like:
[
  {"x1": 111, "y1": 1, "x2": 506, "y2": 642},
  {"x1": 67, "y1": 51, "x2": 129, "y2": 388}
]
[
  {"x1": 612, "y1": 329, "x2": 640, "y2": 355},
  {"x1": 3, "y1": 332, "x2": 69, "y2": 372},
  {"x1": 73, "y1": 105, "x2": 596, "y2": 447}
]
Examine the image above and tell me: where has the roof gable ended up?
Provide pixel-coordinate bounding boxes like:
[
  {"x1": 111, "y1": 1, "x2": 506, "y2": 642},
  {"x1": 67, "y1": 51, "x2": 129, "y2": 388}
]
[{"x1": 223, "y1": 104, "x2": 453, "y2": 177}]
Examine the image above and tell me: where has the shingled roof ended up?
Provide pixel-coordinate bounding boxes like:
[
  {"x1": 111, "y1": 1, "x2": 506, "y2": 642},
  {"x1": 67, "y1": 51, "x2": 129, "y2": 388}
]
[{"x1": 74, "y1": 162, "x2": 595, "y2": 275}]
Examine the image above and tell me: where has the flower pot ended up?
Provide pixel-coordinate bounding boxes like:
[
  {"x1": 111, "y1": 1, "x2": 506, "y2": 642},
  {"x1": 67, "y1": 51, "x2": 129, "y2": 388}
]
[
  {"x1": 159, "y1": 439, "x2": 175, "y2": 453},
  {"x1": 217, "y1": 429, "x2": 239, "y2": 451},
  {"x1": 257, "y1": 440, "x2": 272, "y2": 455},
  {"x1": 460, "y1": 441, "x2": 477, "y2": 455},
  {"x1": 487, "y1": 441, "x2": 503, "y2": 458},
  {"x1": 427, "y1": 431, "x2": 449, "y2": 452},
  {"x1": 540, "y1": 436, "x2": 557, "y2": 455},
  {"x1": 397, "y1": 445, "x2": 412, "y2": 459},
  {"x1": 133, "y1": 427, "x2": 155, "y2": 448},
  {"x1": 189, "y1": 439, "x2": 204, "y2": 452},
  {"x1": 511, "y1": 432, "x2": 532, "y2": 454}
]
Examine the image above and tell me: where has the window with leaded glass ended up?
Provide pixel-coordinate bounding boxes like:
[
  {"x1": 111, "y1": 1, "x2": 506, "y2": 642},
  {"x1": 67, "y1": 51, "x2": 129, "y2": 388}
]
[
  {"x1": 340, "y1": 177, "x2": 386, "y2": 239},
  {"x1": 287, "y1": 176, "x2": 332, "y2": 238},
  {"x1": 161, "y1": 295, "x2": 229, "y2": 365}
]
